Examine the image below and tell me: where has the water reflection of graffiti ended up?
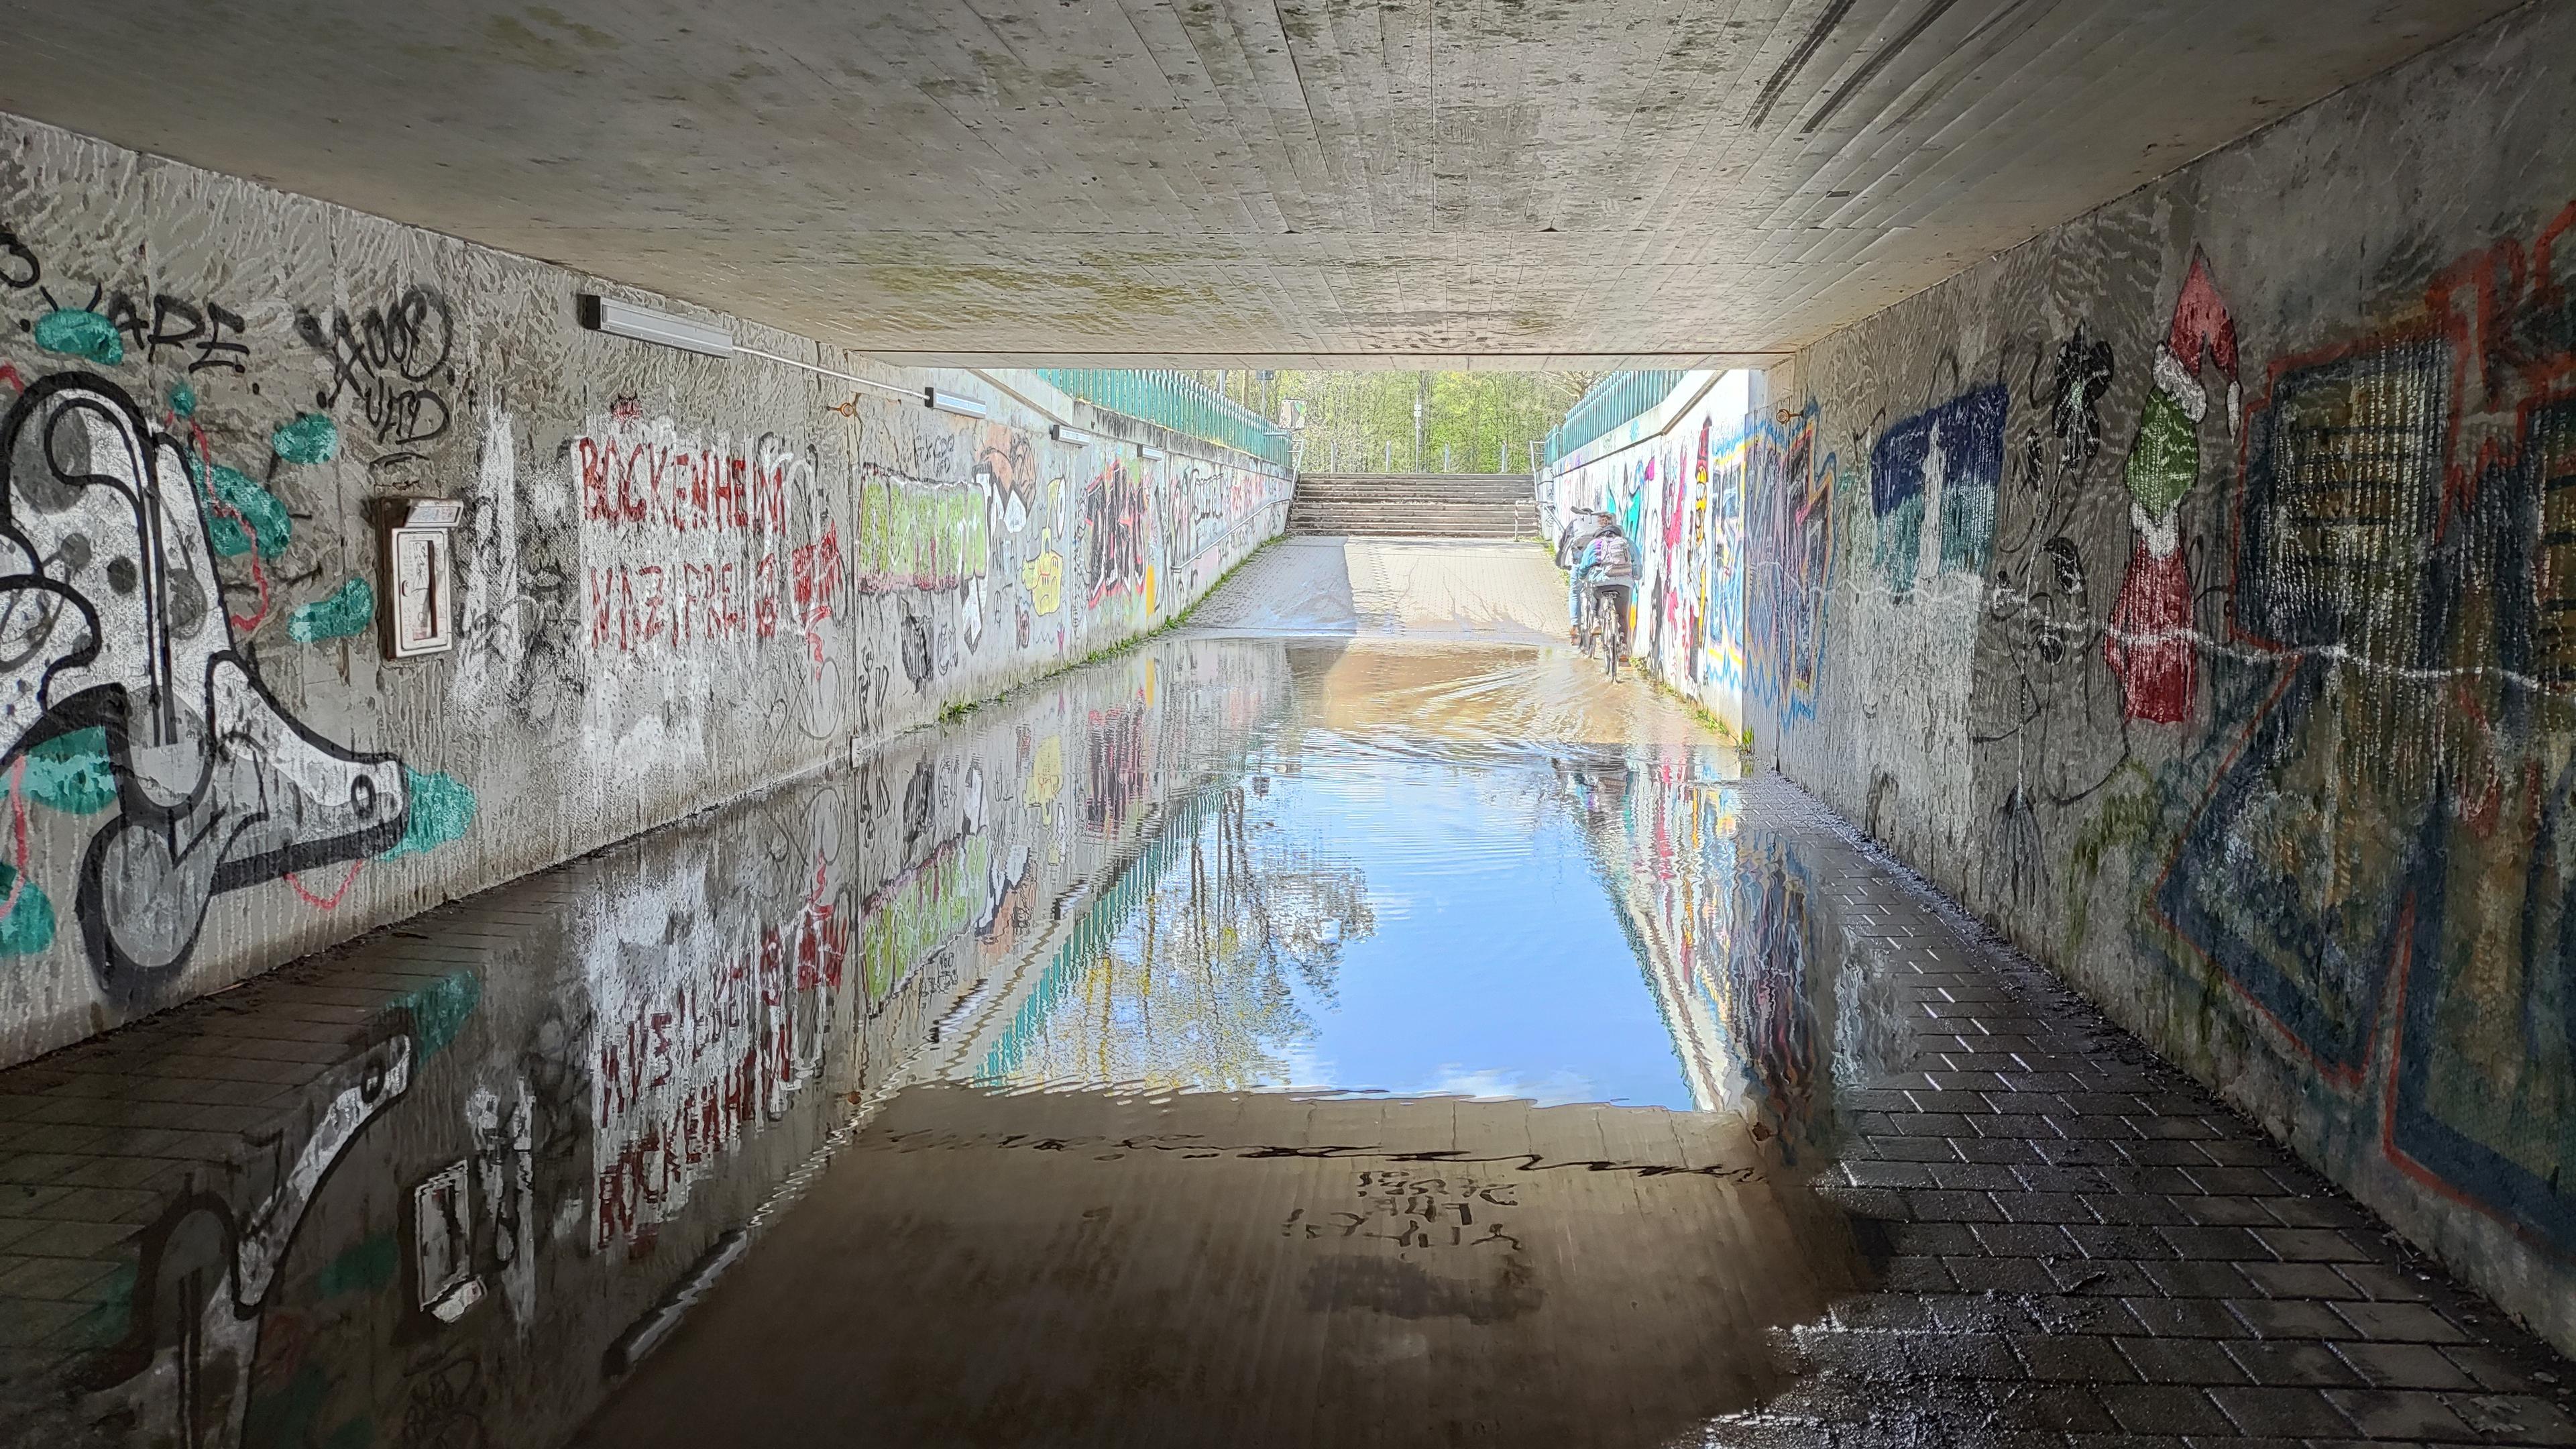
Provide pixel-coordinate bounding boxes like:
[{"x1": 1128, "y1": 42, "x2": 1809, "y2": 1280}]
[
  {"x1": 86, "y1": 1028, "x2": 414, "y2": 1448},
  {"x1": 19, "y1": 639, "x2": 1296, "y2": 1446},
  {"x1": 594, "y1": 894, "x2": 852, "y2": 1246},
  {"x1": 859, "y1": 833, "x2": 989, "y2": 1004},
  {"x1": 0, "y1": 374, "x2": 421, "y2": 995},
  {"x1": 1717, "y1": 836, "x2": 1824, "y2": 1162}
]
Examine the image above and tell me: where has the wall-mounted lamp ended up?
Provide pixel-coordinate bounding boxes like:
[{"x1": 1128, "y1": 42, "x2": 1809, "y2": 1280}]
[
  {"x1": 1050, "y1": 424, "x2": 1093, "y2": 447},
  {"x1": 926, "y1": 388, "x2": 991, "y2": 419},
  {"x1": 1137, "y1": 443, "x2": 1166, "y2": 461},
  {"x1": 576, "y1": 294, "x2": 734, "y2": 358},
  {"x1": 575, "y1": 292, "x2": 917, "y2": 404}
]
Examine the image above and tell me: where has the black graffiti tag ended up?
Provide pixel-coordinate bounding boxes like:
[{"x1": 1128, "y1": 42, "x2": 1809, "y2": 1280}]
[
  {"x1": 0, "y1": 227, "x2": 38, "y2": 291},
  {"x1": 144, "y1": 294, "x2": 250, "y2": 374},
  {"x1": 296, "y1": 285, "x2": 456, "y2": 467},
  {"x1": 0, "y1": 224, "x2": 249, "y2": 373}
]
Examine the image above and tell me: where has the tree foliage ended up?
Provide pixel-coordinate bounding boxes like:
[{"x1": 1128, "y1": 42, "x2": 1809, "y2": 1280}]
[{"x1": 1193, "y1": 370, "x2": 1604, "y2": 475}]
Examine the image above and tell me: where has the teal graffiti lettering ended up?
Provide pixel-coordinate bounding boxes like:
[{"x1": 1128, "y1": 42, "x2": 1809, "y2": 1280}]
[
  {"x1": 289, "y1": 577, "x2": 375, "y2": 643},
  {"x1": 380, "y1": 767, "x2": 475, "y2": 861},
  {"x1": 317, "y1": 1230, "x2": 400, "y2": 1298},
  {"x1": 188, "y1": 455, "x2": 292, "y2": 559},
  {"x1": 272, "y1": 411, "x2": 340, "y2": 465},
  {"x1": 384, "y1": 969, "x2": 480, "y2": 1060},
  {"x1": 0, "y1": 862, "x2": 56, "y2": 955},
  {"x1": 21, "y1": 728, "x2": 115, "y2": 814},
  {"x1": 33, "y1": 309, "x2": 122, "y2": 366}
]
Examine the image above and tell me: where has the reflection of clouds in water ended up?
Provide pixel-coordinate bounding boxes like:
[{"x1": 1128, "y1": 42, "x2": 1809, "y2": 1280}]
[
  {"x1": 1419, "y1": 1066, "x2": 1602, "y2": 1106},
  {"x1": 1274, "y1": 1043, "x2": 1341, "y2": 1091}
]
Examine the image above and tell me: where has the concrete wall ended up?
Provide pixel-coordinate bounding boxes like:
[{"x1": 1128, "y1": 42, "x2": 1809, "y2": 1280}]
[
  {"x1": 1541, "y1": 370, "x2": 1758, "y2": 735},
  {"x1": 1734, "y1": 2, "x2": 2576, "y2": 1354},
  {"x1": 0, "y1": 113, "x2": 1288, "y2": 1072}
]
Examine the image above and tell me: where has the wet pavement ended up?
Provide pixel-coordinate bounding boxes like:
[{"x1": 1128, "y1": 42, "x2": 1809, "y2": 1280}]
[{"x1": 3, "y1": 541, "x2": 2575, "y2": 1447}]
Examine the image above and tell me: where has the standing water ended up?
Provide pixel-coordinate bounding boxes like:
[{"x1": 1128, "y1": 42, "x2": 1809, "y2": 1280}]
[{"x1": 33, "y1": 540, "x2": 2500, "y2": 1448}]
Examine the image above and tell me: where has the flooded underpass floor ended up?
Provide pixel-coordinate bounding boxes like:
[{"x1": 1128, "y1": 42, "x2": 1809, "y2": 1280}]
[{"x1": 2, "y1": 541, "x2": 2573, "y2": 1447}]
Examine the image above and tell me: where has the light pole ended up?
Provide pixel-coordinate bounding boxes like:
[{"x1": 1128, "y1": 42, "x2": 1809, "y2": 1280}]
[{"x1": 1412, "y1": 375, "x2": 1425, "y2": 473}]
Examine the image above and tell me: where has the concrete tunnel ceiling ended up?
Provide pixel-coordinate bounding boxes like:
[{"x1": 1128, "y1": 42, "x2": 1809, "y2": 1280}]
[{"x1": 0, "y1": 0, "x2": 2525, "y2": 368}]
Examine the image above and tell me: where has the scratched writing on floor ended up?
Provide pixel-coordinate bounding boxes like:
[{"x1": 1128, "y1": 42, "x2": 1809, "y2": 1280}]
[{"x1": 1280, "y1": 1169, "x2": 1525, "y2": 1250}]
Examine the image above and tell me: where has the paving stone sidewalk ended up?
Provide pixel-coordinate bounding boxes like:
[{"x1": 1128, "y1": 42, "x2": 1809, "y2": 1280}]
[{"x1": 1710, "y1": 775, "x2": 2576, "y2": 1447}]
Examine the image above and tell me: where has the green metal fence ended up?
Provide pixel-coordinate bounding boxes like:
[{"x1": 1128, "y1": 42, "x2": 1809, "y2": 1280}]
[
  {"x1": 1035, "y1": 369, "x2": 1293, "y2": 470},
  {"x1": 1544, "y1": 370, "x2": 1686, "y2": 469}
]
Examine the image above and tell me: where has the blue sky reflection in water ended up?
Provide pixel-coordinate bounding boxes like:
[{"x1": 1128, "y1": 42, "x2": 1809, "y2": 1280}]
[{"x1": 992, "y1": 643, "x2": 1730, "y2": 1108}]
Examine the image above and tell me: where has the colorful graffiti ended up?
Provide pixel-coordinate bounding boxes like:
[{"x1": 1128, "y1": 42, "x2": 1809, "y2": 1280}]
[
  {"x1": 2151, "y1": 201, "x2": 2576, "y2": 1253},
  {"x1": 0, "y1": 373, "x2": 458, "y2": 996},
  {"x1": 1544, "y1": 376, "x2": 1767, "y2": 727},
  {"x1": 1745, "y1": 407, "x2": 1833, "y2": 723},
  {"x1": 1702, "y1": 422, "x2": 1749, "y2": 694},
  {"x1": 1868, "y1": 383, "x2": 2007, "y2": 598},
  {"x1": 575, "y1": 412, "x2": 846, "y2": 667},
  {"x1": 854, "y1": 469, "x2": 991, "y2": 593},
  {"x1": 974, "y1": 428, "x2": 1040, "y2": 534},
  {"x1": 2104, "y1": 250, "x2": 2241, "y2": 725},
  {"x1": 1082, "y1": 459, "x2": 1153, "y2": 609}
]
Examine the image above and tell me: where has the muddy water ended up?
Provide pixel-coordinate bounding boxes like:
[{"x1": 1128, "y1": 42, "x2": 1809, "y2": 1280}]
[
  {"x1": 0, "y1": 567, "x2": 1896, "y2": 1448},
  {"x1": 569, "y1": 635, "x2": 1891, "y2": 1448}
]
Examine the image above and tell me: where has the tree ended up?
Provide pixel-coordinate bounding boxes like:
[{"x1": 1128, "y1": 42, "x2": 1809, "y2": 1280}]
[
  {"x1": 1195, "y1": 370, "x2": 1605, "y2": 474},
  {"x1": 1003, "y1": 786, "x2": 1374, "y2": 1091}
]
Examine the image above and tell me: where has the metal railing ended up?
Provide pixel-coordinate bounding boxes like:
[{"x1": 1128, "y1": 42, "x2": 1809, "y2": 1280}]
[
  {"x1": 1035, "y1": 369, "x2": 1292, "y2": 470},
  {"x1": 1544, "y1": 370, "x2": 1686, "y2": 470}
]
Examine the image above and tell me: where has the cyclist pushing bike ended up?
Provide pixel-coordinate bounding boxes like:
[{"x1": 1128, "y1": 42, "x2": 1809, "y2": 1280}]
[
  {"x1": 1569, "y1": 521, "x2": 1637, "y2": 679},
  {"x1": 1558, "y1": 508, "x2": 1617, "y2": 635}
]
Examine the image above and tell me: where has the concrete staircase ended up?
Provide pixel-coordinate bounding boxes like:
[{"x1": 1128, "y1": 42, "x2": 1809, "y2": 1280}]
[{"x1": 1286, "y1": 473, "x2": 1541, "y2": 538}]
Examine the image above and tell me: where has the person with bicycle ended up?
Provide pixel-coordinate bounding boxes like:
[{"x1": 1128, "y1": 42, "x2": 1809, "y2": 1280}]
[
  {"x1": 1557, "y1": 508, "x2": 1620, "y2": 643},
  {"x1": 1571, "y1": 525, "x2": 1636, "y2": 673}
]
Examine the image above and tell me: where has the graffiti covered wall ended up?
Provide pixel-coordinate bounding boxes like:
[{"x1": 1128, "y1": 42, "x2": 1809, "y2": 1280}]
[
  {"x1": 5, "y1": 635, "x2": 1292, "y2": 1448},
  {"x1": 1545, "y1": 372, "x2": 1764, "y2": 734},
  {"x1": 0, "y1": 113, "x2": 1290, "y2": 1070},
  {"x1": 1744, "y1": 2, "x2": 2576, "y2": 1354}
]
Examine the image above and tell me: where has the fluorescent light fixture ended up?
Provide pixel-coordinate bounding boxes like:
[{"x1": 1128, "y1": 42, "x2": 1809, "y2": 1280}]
[
  {"x1": 1137, "y1": 443, "x2": 1166, "y2": 461},
  {"x1": 1050, "y1": 424, "x2": 1094, "y2": 446},
  {"x1": 926, "y1": 388, "x2": 990, "y2": 419},
  {"x1": 577, "y1": 294, "x2": 734, "y2": 358}
]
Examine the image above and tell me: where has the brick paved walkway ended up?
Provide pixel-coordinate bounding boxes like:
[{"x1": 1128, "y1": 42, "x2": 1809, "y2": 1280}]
[{"x1": 1705, "y1": 777, "x2": 2576, "y2": 1447}]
